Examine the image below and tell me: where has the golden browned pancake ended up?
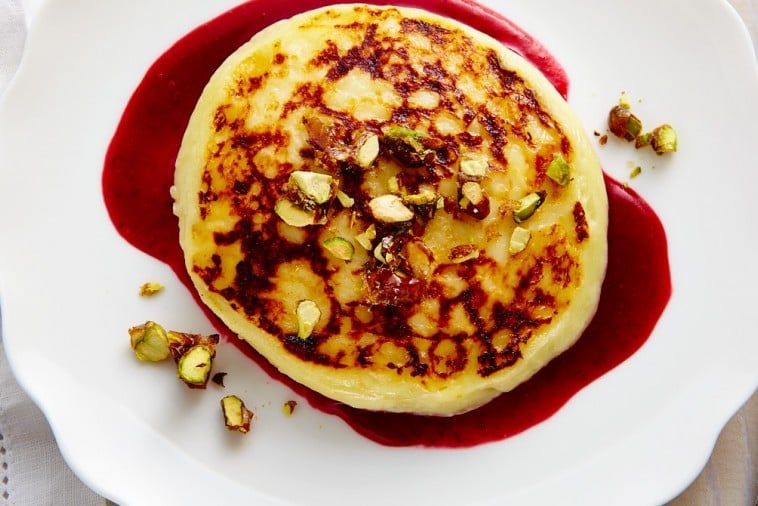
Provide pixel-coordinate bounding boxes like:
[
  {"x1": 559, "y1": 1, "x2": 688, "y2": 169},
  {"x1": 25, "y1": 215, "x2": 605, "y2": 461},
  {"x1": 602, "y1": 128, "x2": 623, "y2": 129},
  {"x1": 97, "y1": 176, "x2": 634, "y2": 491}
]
[{"x1": 174, "y1": 4, "x2": 608, "y2": 415}]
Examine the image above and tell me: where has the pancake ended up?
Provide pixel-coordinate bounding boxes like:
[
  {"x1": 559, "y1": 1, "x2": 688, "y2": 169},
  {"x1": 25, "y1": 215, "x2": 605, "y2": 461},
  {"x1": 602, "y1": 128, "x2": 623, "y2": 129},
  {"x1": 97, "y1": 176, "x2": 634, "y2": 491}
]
[{"x1": 173, "y1": 4, "x2": 608, "y2": 415}]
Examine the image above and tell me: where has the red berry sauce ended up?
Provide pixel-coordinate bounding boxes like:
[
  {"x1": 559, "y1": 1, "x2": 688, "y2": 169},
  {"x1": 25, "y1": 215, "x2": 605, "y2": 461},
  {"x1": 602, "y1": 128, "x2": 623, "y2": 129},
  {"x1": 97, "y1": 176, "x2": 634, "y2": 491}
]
[{"x1": 102, "y1": 0, "x2": 671, "y2": 447}]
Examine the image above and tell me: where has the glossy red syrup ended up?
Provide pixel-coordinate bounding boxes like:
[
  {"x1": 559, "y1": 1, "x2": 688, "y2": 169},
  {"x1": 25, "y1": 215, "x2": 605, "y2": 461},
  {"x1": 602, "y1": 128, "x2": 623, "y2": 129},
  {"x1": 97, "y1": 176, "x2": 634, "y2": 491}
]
[{"x1": 102, "y1": 0, "x2": 671, "y2": 447}]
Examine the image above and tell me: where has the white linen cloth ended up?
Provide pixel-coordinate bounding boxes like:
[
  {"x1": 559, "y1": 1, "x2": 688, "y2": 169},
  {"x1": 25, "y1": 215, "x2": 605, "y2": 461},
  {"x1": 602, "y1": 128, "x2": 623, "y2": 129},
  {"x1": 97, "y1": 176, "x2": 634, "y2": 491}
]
[
  {"x1": 0, "y1": 0, "x2": 755, "y2": 505},
  {"x1": 1, "y1": 332, "x2": 104, "y2": 505}
]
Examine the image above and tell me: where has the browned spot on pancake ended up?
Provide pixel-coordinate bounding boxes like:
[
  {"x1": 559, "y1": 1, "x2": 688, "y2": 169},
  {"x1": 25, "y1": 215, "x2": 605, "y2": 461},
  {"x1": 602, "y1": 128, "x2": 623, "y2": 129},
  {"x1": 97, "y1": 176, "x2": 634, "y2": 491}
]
[
  {"x1": 326, "y1": 24, "x2": 384, "y2": 80},
  {"x1": 400, "y1": 17, "x2": 454, "y2": 45},
  {"x1": 573, "y1": 201, "x2": 589, "y2": 242}
]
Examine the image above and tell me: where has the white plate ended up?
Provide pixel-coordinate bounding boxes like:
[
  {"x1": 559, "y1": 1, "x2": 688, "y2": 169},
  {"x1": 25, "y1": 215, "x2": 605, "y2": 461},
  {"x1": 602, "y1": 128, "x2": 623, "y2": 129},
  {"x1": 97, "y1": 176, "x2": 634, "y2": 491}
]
[{"x1": 1, "y1": 0, "x2": 757, "y2": 504}]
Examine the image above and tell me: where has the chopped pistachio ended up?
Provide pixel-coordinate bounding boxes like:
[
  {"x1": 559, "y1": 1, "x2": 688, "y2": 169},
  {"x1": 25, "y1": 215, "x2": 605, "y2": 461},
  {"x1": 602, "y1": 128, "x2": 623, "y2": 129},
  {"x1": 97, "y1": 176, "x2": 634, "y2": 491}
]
[
  {"x1": 355, "y1": 224, "x2": 376, "y2": 251},
  {"x1": 608, "y1": 105, "x2": 643, "y2": 142},
  {"x1": 373, "y1": 242, "x2": 387, "y2": 264},
  {"x1": 221, "y1": 395, "x2": 254, "y2": 433},
  {"x1": 355, "y1": 223, "x2": 376, "y2": 251},
  {"x1": 356, "y1": 133, "x2": 380, "y2": 168},
  {"x1": 129, "y1": 321, "x2": 170, "y2": 362},
  {"x1": 449, "y1": 244, "x2": 479, "y2": 264},
  {"x1": 368, "y1": 194, "x2": 414, "y2": 223},
  {"x1": 403, "y1": 188, "x2": 438, "y2": 205},
  {"x1": 335, "y1": 190, "x2": 355, "y2": 208},
  {"x1": 436, "y1": 197, "x2": 445, "y2": 210},
  {"x1": 513, "y1": 191, "x2": 546, "y2": 223},
  {"x1": 166, "y1": 331, "x2": 219, "y2": 363},
  {"x1": 650, "y1": 124, "x2": 677, "y2": 155},
  {"x1": 282, "y1": 400, "x2": 298, "y2": 416},
  {"x1": 382, "y1": 125, "x2": 429, "y2": 166},
  {"x1": 459, "y1": 157, "x2": 489, "y2": 178},
  {"x1": 323, "y1": 237, "x2": 355, "y2": 261},
  {"x1": 508, "y1": 226, "x2": 531, "y2": 254},
  {"x1": 387, "y1": 175, "x2": 401, "y2": 194},
  {"x1": 618, "y1": 93, "x2": 632, "y2": 110},
  {"x1": 274, "y1": 199, "x2": 317, "y2": 227},
  {"x1": 380, "y1": 235, "x2": 397, "y2": 266},
  {"x1": 460, "y1": 181, "x2": 485, "y2": 205},
  {"x1": 373, "y1": 236, "x2": 396, "y2": 265},
  {"x1": 176, "y1": 344, "x2": 214, "y2": 388},
  {"x1": 629, "y1": 166, "x2": 642, "y2": 179},
  {"x1": 546, "y1": 155, "x2": 571, "y2": 186},
  {"x1": 635, "y1": 132, "x2": 652, "y2": 149},
  {"x1": 289, "y1": 170, "x2": 334, "y2": 204},
  {"x1": 129, "y1": 322, "x2": 151, "y2": 349},
  {"x1": 139, "y1": 282, "x2": 164, "y2": 297},
  {"x1": 296, "y1": 300, "x2": 321, "y2": 339},
  {"x1": 365, "y1": 224, "x2": 378, "y2": 241},
  {"x1": 384, "y1": 125, "x2": 425, "y2": 145},
  {"x1": 404, "y1": 239, "x2": 435, "y2": 279},
  {"x1": 355, "y1": 234, "x2": 372, "y2": 251}
]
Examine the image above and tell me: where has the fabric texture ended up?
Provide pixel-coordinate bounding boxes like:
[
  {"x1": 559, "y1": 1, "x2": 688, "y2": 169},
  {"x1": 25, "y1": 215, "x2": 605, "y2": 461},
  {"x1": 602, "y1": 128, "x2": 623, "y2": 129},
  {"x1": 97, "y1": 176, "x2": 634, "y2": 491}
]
[
  {"x1": 0, "y1": 0, "x2": 23, "y2": 95},
  {"x1": 0, "y1": 331, "x2": 104, "y2": 506}
]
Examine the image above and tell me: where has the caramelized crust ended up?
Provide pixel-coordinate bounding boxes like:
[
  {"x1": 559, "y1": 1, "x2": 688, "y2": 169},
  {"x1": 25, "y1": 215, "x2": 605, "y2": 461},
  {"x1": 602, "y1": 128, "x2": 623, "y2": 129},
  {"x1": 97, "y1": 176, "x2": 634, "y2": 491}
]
[{"x1": 175, "y1": 4, "x2": 608, "y2": 415}]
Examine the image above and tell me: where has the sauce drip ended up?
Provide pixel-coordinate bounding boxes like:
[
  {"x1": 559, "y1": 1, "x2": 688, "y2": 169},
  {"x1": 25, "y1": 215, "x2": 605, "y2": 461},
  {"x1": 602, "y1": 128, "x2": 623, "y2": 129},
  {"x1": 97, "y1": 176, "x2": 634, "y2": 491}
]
[{"x1": 102, "y1": 0, "x2": 671, "y2": 447}]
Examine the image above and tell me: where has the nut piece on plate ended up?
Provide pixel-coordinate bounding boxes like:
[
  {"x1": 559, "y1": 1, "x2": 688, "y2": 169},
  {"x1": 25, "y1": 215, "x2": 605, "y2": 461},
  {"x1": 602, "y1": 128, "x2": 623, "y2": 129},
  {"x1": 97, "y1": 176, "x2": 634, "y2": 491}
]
[
  {"x1": 129, "y1": 322, "x2": 220, "y2": 389},
  {"x1": 650, "y1": 124, "x2": 678, "y2": 155},
  {"x1": 608, "y1": 104, "x2": 643, "y2": 141},
  {"x1": 282, "y1": 400, "x2": 298, "y2": 416},
  {"x1": 138, "y1": 281, "x2": 164, "y2": 297},
  {"x1": 221, "y1": 395, "x2": 254, "y2": 433},
  {"x1": 176, "y1": 344, "x2": 215, "y2": 388},
  {"x1": 129, "y1": 321, "x2": 170, "y2": 362}
]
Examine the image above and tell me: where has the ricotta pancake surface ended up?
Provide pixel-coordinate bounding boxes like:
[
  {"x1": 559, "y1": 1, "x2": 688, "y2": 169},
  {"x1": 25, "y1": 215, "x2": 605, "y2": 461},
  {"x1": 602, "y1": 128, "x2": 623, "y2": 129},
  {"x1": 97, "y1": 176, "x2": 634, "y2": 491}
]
[{"x1": 174, "y1": 4, "x2": 608, "y2": 415}]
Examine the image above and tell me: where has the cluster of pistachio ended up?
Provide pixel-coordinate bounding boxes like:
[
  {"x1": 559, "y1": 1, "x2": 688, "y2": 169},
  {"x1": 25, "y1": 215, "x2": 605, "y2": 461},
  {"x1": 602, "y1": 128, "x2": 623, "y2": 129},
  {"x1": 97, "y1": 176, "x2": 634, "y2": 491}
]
[
  {"x1": 274, "y1": 121, "x2": 577, "y2": 335},
  {"x1": 129, "y1": 319, "x2": 256, "y2": 433},
  {"x1": 607, "y1": 102, "x2": 677, "y2": 155}
]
